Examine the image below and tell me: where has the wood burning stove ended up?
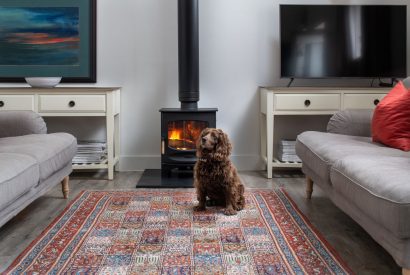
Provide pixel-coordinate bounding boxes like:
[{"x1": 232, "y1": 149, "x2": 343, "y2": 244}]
[
  {"x1": 160, "y1": 108, "x2": 216, "y2": 175},
  {"x1": 137, "y1": 0, "x2": 217, "y2": 187},
  {"x1": 159, "y1": 0, "x2": 217, "y2": 176}
]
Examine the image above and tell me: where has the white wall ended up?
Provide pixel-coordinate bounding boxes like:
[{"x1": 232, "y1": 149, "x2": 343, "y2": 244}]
[{"x1": 2, "y1": 0, "x2": 409, "y2": 171}]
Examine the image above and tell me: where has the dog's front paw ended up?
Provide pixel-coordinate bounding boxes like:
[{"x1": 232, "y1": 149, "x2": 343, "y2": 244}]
[
  {"x1": 194, "y1": 205, "x2": 206, "y2": 212},
  {"x1": 224, "y1": 208, "x2": 237, "y2": 216}
]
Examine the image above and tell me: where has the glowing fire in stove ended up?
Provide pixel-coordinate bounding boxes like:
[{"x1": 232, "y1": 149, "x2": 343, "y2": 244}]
[
  {"x1": 169, "y1": 129, "x2": 182, "y2": 141},
  {"x1": 168, "y1": 121, "x2": 207, "y2": 151},
  {"x1": 168, "y1": 128, "x2": 193, "y2": 150}
]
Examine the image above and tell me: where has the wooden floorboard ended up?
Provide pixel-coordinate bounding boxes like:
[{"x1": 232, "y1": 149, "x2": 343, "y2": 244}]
[{"x1": 0, "y1": 171, "x2": 401, "y2": 274}]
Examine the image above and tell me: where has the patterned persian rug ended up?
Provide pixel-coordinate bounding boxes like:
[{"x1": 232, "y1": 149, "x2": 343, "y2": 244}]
[{"x1": 6, "y1": 189, "x2": 352, "y2": 274}]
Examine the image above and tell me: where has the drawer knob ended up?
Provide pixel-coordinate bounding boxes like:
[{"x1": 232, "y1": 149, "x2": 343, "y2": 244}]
[
  {"x1": 304, "y1": 99, "x2": 311, "y2": 107},
  {"x1": 374, "y1": 99, "x2": 380, "y2": 106},
  {"x1": 68, "y1": 100, "x2": 76, "y2": 107},
  {"x1": 0, "y1": 100, "x2": 3, "y2": 107}
]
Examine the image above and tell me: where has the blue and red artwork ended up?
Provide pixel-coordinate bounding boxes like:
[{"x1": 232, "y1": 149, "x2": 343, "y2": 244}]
[{"x1": 0, "y1": 7, "x2": 79, "y2": 65}]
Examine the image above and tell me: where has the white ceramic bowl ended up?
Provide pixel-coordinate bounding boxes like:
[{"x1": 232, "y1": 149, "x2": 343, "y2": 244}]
[{"x1": 25, "y1": 77, "x2": 62, "y2": 88}]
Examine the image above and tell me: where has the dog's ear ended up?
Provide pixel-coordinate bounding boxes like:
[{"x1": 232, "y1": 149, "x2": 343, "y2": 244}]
[
  {"x1": 213, "y1": 129, "x2": 232, "y2": 161},
  {"x1": 196, "y1": 128, "x2": 209, "y2": 157}
]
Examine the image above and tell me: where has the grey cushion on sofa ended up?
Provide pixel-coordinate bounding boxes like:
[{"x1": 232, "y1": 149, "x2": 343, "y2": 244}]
[
  {"x1": 327, "y1": 109, "x2": 373, "y2": 137},
  {"x1": 0, "y1": 153, "x2": 39, "y2": 210},
  {"x1": 0, "y1": 111, "x2": 47, "y2": 138},
  {"x1": 296, "y1": 131, "x2": 410, "y2": 183},
  {"x1": 0, "y1": 133, "x2": 76, "y2": 181},
  {"x1": 331, "y1": 156, "x2": 410, "y2": 239}
]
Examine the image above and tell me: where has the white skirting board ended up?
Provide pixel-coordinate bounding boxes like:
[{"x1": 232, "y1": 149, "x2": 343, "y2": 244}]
[{"x1": 118, "y1": 155, "x2": 265, "y2": 172}]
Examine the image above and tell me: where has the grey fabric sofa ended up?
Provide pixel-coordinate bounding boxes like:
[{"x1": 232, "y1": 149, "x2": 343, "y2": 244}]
[
  {"x1": 0, "y1": 111, "x2": 77, "y2": 228},
  {"x1": 296, "y1": 109, "x2": 410, "y2": 272}
]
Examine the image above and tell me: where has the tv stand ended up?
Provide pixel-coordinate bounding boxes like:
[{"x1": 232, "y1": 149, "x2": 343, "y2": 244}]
[{"x1": 260, "y1": 86, "x2": 390, "y2": 178}]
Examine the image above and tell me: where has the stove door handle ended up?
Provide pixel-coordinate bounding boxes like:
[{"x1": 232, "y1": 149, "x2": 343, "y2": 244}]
[{"x1": 161, "y1": 137, "x2": 165, "y2": 155}]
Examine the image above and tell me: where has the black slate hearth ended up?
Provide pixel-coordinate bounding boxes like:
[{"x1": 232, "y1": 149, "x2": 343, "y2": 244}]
[{"x1": 136, "y1": 169, "x2": 194, "y2": 188}]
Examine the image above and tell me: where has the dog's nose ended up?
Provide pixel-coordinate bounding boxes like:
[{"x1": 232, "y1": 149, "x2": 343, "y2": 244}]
[{"x1": 201, "y1": 137, "x2": 207, "y2": 143}]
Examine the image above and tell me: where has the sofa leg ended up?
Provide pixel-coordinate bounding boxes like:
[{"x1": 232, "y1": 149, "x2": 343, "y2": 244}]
[
  {"x1": 306, "y1": 176, "x2": 314, "y2": 199},
  {"x1": 61, "y1": 176, "x2": 69, "y2": 199},
  {"x1": 403, "y1": 268, "x2": 410, "y2": 275}
]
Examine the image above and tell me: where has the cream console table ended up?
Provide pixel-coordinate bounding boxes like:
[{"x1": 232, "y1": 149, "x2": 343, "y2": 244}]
[
  {"x1": 0, "y1": 87, "x2": 121, "y2": 180},
  {"x1": 260, "y1": 87, "x2": 390, "y2": 178}
]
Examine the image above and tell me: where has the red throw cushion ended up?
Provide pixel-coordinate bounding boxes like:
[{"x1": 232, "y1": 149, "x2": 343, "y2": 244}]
[{"x1": 372, "y1": 81, "x2": 410, "y2": 151}]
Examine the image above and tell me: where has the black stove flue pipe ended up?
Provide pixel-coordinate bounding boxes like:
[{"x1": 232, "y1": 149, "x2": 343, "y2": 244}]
[{"x1": 178, "y1": 0, "x2": 199, "y2": 110}]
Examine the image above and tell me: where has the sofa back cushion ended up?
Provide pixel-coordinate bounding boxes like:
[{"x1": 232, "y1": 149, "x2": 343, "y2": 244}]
[
  {"x1": 0, "y1": 111, "x2": 46, "y2": 138},
  {"x1": 327, "y1": 109, "x2": 373, "y2": 137},
  {"x1": 372, "y1": 81, "x2": 410, "y2": 151}
]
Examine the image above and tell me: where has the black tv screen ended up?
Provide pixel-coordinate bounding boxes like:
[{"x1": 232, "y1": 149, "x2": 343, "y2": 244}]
[{"x1": 280, "y1": 5, "x2": 407, "y2": 78}]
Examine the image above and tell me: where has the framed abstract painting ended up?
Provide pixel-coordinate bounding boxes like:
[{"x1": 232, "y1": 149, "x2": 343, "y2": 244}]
[{"x1": 0, "y1": 0, "x2": 96, "y2": 83}]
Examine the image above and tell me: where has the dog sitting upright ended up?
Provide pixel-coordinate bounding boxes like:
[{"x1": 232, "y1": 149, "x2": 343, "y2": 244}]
[{"x1": 194, "y1": 128, "x2": 245, "y2": 215}]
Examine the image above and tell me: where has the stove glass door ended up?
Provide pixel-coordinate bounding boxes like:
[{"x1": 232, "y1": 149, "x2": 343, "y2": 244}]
[{"x1": 167, "y1": 120, "x2": 208, "y2": 151}]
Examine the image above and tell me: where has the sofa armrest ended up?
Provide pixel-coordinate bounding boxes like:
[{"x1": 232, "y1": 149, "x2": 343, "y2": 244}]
[
  {"x1": 327, "y1": 109, "x2": 373, "y2": 137},
  {"x1": 0, "y1": 111, "x2": 47, "y2": 138}
]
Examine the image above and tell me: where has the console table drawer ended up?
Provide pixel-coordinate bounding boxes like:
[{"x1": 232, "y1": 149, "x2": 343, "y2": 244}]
[
  {"x1": 344, "y1": 94, "x2": 387, "y2": 109},
  {"x1": 274, "y1": 94, "x2": 340, "y2": 111},
  {"x1": 39, "y1": 95, "x2": 106, "y2": 112},
  {"x1": 0, "y1": 95, "x2": 34, "y2": 111}
]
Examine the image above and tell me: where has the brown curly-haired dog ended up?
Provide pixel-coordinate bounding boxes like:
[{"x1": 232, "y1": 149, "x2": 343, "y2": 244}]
[{"x1": 194, "y1": 128, "x2": 245, "y2": 215}]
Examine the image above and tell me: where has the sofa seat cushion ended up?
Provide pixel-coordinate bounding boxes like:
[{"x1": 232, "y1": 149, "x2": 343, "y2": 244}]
[
  {"x1": 0, "y1": 133, "x2": 76, "y2": 181},
  {"x1": 296, "y1": 131, "x2": 410, "y2": 183},
  {"x1": 331, "y1": 156, "x2": 410, "y2": 238},
  {"x1": 0, "y1": 153, "x2": 39, "y2": 210}
]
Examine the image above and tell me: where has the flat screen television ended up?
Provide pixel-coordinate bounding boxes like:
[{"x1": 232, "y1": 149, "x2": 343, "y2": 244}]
[{"x1": 280, "y1": 5, "x2": 407, "y2": 78}]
